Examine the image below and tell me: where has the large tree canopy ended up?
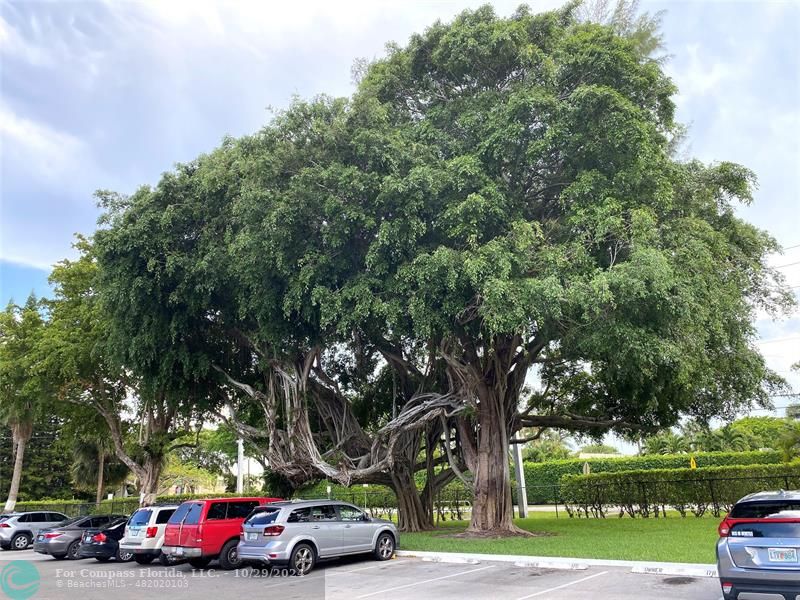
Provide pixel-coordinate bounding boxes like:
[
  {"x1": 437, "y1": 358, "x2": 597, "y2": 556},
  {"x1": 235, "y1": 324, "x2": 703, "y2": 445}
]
[{"x1": 93, "y1": 4, "x2": 793, "y2": 531}]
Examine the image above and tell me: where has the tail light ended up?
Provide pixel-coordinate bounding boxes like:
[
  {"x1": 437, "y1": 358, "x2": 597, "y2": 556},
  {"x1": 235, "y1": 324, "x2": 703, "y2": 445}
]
[
  {"x1": 263, "y1": 525, "x2": 285, "y2": 537},
  {"x1": 0, "y1": 523, "x2": 10, "y2": 528},
  {"x1": 718, "y1": 518, "x2": 732, "y2": 537},
  {"x1": 92, "y1": 533, "x2": 107, "y2": 543},
  {"x1": 44, "y1": 532, "x2": 62, "y2": 539},
  {"x1": 146, "y1": 527, "x2": 158, "y2": 538}
]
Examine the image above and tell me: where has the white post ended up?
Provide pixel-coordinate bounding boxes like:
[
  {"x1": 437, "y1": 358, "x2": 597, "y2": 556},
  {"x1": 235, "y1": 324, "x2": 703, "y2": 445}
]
[
  {"x1": 236, "y1": 438, "x2": 244, "y2": 493},
  {"x1": 512, "y1": 443, "x2": 528, "y2": 518}
]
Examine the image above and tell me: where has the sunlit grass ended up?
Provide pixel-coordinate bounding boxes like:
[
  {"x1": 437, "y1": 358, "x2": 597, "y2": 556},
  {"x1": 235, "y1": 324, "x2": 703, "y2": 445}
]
[{"x1": 401, "y1": 511, "x2": 720, "y2": 564}]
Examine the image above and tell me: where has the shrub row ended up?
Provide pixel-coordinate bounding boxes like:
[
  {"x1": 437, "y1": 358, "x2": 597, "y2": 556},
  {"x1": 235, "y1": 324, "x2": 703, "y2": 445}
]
[
  {"x1": 560, "y1": 461, "x2": 800, "y2": 519},
  {"x1": 525, "y1": 450, "x2": 783, "y2": 503}
]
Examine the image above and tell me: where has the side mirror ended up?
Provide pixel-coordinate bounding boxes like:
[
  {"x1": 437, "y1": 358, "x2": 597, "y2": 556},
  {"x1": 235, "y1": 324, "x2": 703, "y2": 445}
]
[{"x1": 362, "y1": 514, "x2": 371, "y2": 522}]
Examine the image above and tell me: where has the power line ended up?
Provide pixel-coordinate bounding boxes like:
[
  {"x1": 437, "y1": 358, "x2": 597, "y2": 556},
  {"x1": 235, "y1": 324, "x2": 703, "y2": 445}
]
[{"x1": 774, "y1": 260, "x2": 800, "y2": 269}]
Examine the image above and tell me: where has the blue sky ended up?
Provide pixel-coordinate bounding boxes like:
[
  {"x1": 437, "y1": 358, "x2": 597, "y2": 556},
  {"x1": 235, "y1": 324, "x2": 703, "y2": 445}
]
[{"x1": 1, "y1": 0, "x2": 798, "y2": 407}]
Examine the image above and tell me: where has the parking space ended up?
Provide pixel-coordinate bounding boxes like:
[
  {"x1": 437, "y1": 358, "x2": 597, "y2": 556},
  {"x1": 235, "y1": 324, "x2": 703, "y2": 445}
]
[{"x1": 2, "y1": 549, "x2": 725, "y2": 599}]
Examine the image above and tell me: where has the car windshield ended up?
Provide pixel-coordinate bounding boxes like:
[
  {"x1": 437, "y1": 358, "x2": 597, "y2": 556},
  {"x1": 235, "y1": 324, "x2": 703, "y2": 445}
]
[
  {"x1": 244, "y1": 508, "x2": 281, "y2": 526},
  {"x1": 129, "y1": 509, "x2": 152, "y2": 527}
]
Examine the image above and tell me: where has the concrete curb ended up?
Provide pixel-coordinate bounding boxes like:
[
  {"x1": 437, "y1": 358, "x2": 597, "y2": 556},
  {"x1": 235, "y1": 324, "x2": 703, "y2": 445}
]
[{"x1": 395, "y1": 550, "x2": 718, "y2": 578}]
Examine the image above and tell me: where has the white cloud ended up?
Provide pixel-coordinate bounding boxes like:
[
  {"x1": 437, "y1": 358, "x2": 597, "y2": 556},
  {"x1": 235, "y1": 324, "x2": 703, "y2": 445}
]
[{"x1": 0, "y1": 103, "x2": 90, "y2": 181}]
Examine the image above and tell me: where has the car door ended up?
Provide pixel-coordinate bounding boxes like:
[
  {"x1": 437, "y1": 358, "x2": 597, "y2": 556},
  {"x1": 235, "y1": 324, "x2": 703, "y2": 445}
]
[
  {"x1": 337, "y1": 505, "x2": 374, "y2": 553},
  {"x1": 309, "y1": 505, "x2": 342, "y2": 557}
]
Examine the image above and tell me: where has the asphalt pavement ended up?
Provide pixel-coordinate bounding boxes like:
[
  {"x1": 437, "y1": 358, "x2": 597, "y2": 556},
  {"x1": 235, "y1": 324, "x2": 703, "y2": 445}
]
[{"x1": 0, "y1": 548, "x2": 740, "y2": 600}]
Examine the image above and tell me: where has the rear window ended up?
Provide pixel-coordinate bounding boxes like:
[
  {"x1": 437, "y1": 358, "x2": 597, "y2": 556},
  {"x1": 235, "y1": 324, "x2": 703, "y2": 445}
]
[
  {"x1": 168, "y1": 503, "x2": 203, "y2": 525},
  {"x1": 129, "y1": 509, "x2": 153, "y2": 527},
  {"x1": 731, "y1": 522, "x2": 800, "y2": 538},
  {"x1": 731, "y1": 502, "x2": 800, "y2": 519},
  {"x1": 245, "y1": 508, "x2": 281, "y2": 526}
]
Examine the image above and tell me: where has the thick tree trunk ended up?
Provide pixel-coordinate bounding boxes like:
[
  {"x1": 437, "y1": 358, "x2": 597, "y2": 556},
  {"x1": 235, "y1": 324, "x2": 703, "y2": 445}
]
[
  {"x1": 391, "y1": 462, "x2": 434, "y2": 532},
  {"x1": 467, "y1": 387, "x2": 517, "y2": 533},
  {"x1": 3, "y1": 435, "x2": 27, "y2": 513},
  {"x1": 138, "y1": 458, "x2": 163, "y2": 506},
  {"x1": 95, "y1": 452, "x2": 105, "y2": 507}
]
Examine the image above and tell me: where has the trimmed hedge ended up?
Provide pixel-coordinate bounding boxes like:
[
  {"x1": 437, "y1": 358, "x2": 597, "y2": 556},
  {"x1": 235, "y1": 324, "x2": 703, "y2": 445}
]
[
  {"x1": 524, "y1": 450, "x2": 783, "y2": 503},
  {"x1": 560, "y1": 461, "x2": 800, "y2": 518}
]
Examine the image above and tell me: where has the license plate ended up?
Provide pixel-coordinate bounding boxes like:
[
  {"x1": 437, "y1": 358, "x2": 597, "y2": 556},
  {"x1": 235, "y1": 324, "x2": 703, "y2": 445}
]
[
  {"x1": 175, "y1": 547, "x2": 184, "y2": 556},
  {"x1": 37, "y1": 535, "x2": 43, "y2": 541},
  {"x1": 246, "y1": 532, "x2": 259, "y2": 541},
  {"x1": 130, "y1": 528, "x2": 141, "y2": 537},
  {"x1": 768, "y1": 548, "x2": 798, "y2": 563},
  {"x1": 84, "y1": 534, "x2": 92, "y2": 542}
]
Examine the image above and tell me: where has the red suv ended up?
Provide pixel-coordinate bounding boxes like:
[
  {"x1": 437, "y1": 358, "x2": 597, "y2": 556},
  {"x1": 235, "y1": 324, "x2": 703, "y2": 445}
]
[{"x1": 162, "y1": 497, "x2": 281, "y2": 569}]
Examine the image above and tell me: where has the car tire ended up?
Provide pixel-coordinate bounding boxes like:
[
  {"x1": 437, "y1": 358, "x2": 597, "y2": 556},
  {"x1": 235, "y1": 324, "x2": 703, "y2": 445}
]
[
  {"x1": 289, "y1": 543, "x2": 316, "y2": 576},
  {"x1": 10, "y1": 533, "x2": 31, "y2": 551},
  {"x1": 134, "y1": 554, "x2": 154, "y2": 565},
  {"x1": 117, "y1": 548, "x2": 134, "y2": 562},
  {"x1": 373, "y1": 532, "x2": 395, "y2": 561},
  {"x1": 218, "y1": 539, "x2": 241, "y2": 570},
  {"x1": 66, "y1": 540, "x2": 81, "y2": 560},
  {"x1": 188, "y1": 557, "x2": 211, "y2": 569}
]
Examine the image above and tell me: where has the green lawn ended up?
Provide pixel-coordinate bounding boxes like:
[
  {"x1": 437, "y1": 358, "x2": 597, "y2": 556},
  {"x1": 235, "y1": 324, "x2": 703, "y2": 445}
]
[{"x1": 401, "y1": 512, "x2": 720, "y2": 564}]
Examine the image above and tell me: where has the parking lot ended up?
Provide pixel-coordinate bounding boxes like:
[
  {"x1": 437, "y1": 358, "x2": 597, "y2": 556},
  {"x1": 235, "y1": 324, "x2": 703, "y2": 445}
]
[{"x1": 1, "y1": 549, "x2": 728, "y2": 600}]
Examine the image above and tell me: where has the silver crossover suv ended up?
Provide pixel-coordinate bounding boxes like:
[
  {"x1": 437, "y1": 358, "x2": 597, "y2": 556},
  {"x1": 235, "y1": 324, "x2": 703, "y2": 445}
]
[
  {"x1": 0, "y1": 511, "x2": 69, "y2": 550},
  {"x1": 717, "y1": 490, "x2": 800, "y2": 600},
  {"x1": 237, "y1": 500, "x2": 398, "y2": 574}
]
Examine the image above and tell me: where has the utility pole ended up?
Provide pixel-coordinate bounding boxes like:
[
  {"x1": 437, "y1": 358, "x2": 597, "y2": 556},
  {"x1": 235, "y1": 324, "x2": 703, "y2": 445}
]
[
  {"x1": 236, "y1": 438, "x2": 244, "y2": 493},
  {"x1": 512, "y1": 443, "x2": 528, "y2": 518}
]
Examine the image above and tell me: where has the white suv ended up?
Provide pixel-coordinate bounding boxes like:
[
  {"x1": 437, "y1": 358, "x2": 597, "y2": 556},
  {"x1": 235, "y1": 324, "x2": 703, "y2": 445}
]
[{"x1": 119, "y1": 505, "x2": 178, "y2": 565}]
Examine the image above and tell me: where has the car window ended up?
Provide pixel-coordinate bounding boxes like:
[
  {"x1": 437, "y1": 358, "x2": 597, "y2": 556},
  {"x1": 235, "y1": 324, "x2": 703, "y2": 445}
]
[
  {"x1": 129, "y1": 509, "x2": 153, "y2": 527},
  {"x1": 30, "y1": 513, "x2": 49, "y2": 523},
  {"x1": 228, "y1": 501, "x2": 259, "y2": 519},
  {"x1": 89, "y1": 517, "x2": 108, "y2": 528},
  {"x1": 168, "y1": 503, "x2": 203, "y2": 525},
  {"x1": 246, "y1": 508, "x2": 282, "y2": 526},
  {"x1": 207, "y1": 502, "x2": 227, "y2": 520},
  {"x1": 17, "y1": 514, "x2": 30, "y2": 523},
  {"x1": 182, "y1": 503, "x2": 203, "y2": 525},
  {"x1": 57, "y1": 516, "x2": 84, "y2": 527},
  {"x1": 730, "y1": 501, "x2": 800, "y2": 518},
  {"x1": 286, "y1": 508, "x2": 311, "y2": 523},
  {"x1": 311, "y1": 505, "x2": 337, "y2": 521},
  {"x1": 338, "y1": 506, "x2": 365, "y2": 522},
  {"x1": 155, "y1": 509, "x2": 175, "y2": 524},
  {"x1": 47, "y1": 513, "x2": 67, "y2": 522}
]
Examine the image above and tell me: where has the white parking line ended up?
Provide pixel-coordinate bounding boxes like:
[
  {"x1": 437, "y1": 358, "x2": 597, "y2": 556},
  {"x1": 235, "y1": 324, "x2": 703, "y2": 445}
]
[
  {"x1": 355, "y1": 564, "x2": 496, "y2": 598},
  {"x1": 327, "y1": 560, "x2": 404, "y2": 574},
  {"x1": 513, "y1": 570, "x2": 609, "y2": 600}
]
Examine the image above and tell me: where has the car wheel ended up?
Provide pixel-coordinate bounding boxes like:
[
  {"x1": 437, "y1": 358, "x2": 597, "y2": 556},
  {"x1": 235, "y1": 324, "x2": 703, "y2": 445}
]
[
  {"x1": 188, "y1": 557, "x2": 211, "y2": 569},
  {"x1": 374, "y1": 532, "x2": 395, "y2": 561},
  {"x1": 66, "y1": 540, "x2": 81, "y2": 560},
  {"x1": 218, "y1": 540, "x2": 241, "y2": 570},
  {"x1": 290, "y1": 543, "x2": 315, "y2": 576},
  {"x1": 10, "y1": 533, "x2": 31, "y2": 551},
  {"x1": 116, "y1": 548, "x2": 134, "y2": 562}
]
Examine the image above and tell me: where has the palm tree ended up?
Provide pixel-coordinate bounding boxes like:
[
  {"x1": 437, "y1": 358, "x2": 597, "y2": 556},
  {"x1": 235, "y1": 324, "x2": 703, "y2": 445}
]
[
  {"x1": 0, "y1": 296, "x2": 47, "y2": 512},
  {"x1": 71, "y1": 435, "x2": 129, "y2": 506}
]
